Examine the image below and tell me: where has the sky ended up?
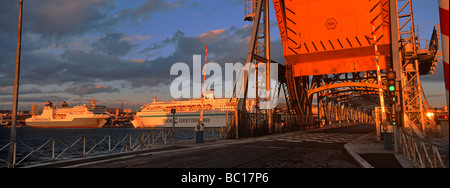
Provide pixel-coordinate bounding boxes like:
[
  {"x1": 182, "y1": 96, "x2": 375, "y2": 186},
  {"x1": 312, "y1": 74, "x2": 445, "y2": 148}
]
[{"x1": 0, "y1": 0, "x2": 446, "y2": 111}]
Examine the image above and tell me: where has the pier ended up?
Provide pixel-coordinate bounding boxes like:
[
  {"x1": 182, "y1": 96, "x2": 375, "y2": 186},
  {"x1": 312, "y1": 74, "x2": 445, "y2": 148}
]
[
  {"x1": 28, "y1": 124, "x2": 376, "y2": 168},
  {"x1": 20, "y1": 123, "x2": 447, "y2": 168}
]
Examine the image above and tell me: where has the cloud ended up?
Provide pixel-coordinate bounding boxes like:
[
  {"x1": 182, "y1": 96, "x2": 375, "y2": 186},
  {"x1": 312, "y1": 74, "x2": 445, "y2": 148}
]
[
  {"x1": 112, "y1": 0, "x2": 186, "y2": 24},
  {"x1": 0, "y1": 86, "x2": 43, "y2": 96},
  {"x1": 135, "y1": 0, "x2": 184, "y2": 17},
  {"x1": 0, "y1": 0, "x2": 114, "y2": 38},
  {"x1": 0, "y1": 86, "x2": 14, "y2": 96},
  {"x1": 129, "y1": 59, "x2": 146, "y2": 64},
  {"x1": 42, "y1": 25, "x2": 281, "y2": 88},
  {"x1": 0, "y1": 96, "x2": 67, "y2": 103},
  {"x1": 1, "y1": 17, "x2": 284, "y2": 104},
  {"x1": 0, "y1": 1, "x2": 284, "y2": 109},
  {"x1": 64, "y1": 84, "x2": 119, "y2": 96},
  {"x1": 60, "y1": 49, "x2": 155, "y2": 85},
  {"x1": 91, "y1": 33, "x2": 137, "y2": 56},
  {"x1": 0, "y1": 0, "x2": 192, "y2": 88},
  {"x1": 198, "y1": 29, "x2": 226, "y2": 39},
  {"x1": 54, "y1": 26, "x2": 253, "y2": 88},
  {"x1": 122, "y1": 34, "x2": 151, "y2": 43},
  {"x1": 0, "y1": 0, "x2": 180, "y2": 39},
  {"x1": 30, "y1": 0, "x2": 113, "y2": 36}
]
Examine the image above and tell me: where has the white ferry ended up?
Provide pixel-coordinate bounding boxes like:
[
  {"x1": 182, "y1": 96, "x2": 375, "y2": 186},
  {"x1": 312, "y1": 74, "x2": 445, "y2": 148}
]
[
  {"x1": 25, "y1": 99, "x2": 113, "y2": 128},
  {"x1": 131, "y1": 91, "x2": 254, "y2": 128}
]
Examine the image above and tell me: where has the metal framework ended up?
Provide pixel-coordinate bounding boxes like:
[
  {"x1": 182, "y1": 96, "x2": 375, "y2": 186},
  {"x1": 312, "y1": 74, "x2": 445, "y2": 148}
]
[
  {"x1": 245, "y1": 0, "x2": 272, "y2": 130},
  {"x1": 397, "y1": 0, "x2": 425, "y2": 133},
  {"x1": 231, "y1": 0, "x2": 441, "y2": 138},
  {"x1": 229, "y1": 0, "x2": 274, "y2": 138},
  {"x1": 396, "y1": 0, "x2": 440, "y2": 136},
  {"x1": 312, "y1": 71, "x2": 381, "y2": 125},
  {"x1": 271, "y1": 0, "x2": 392, "y2": 126},
  {"x1": 270, "y1": 0, "x2": 440, "y2": 135}
]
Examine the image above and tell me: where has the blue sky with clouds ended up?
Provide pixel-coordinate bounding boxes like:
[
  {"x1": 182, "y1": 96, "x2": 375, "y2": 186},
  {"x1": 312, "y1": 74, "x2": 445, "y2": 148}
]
[{"x1": 0, "y1": 0, "x2": 446, "y2": 110}]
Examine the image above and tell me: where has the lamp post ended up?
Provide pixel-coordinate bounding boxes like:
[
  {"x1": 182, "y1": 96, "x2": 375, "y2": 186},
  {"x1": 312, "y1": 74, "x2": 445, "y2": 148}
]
[
  {"x1": 8, "y1": 0, "x2": 23, "y2": 168},
  {"x1": 171, "y1": 109, "x2": 176, "y2": 146}
]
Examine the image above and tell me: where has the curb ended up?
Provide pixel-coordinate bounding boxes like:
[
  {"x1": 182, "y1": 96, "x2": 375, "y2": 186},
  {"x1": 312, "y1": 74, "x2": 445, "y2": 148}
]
[{"x1": 344, "y1": 133, "x2": 374, "y2": 168}]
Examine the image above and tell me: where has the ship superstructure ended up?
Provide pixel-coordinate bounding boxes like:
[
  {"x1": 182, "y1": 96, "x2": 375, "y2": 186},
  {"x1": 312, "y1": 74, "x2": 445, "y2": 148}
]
[
  {"x1": 25, "y1": 99, "x2": 112, "y2": 128},
  {"x1": 131, "y1": 91, "x2": 253, "y2": 128}
]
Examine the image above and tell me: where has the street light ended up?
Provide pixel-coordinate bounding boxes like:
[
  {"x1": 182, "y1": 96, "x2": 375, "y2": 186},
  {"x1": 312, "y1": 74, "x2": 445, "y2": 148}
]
[
  {"x1": 426, "y1": 111, "x2": 435, "y2": 119},
  {"x1": 8, "y1": 0, "x2": 23, "y2": 168},
  {"x1": 171, "y1": 109, "x2": 176, "y2": 146}
]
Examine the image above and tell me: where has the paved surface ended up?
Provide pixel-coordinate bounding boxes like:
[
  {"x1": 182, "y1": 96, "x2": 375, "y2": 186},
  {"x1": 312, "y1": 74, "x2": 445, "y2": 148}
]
[
  {"x1": 53, "y1": 124, "x2": 382, "y2": 168},
  {"x1": 344, "y1": 129, "x2": 416, "y2": 168},
  {"x1": 30, "y1": 123, "x2": 420, "y2": 168}
]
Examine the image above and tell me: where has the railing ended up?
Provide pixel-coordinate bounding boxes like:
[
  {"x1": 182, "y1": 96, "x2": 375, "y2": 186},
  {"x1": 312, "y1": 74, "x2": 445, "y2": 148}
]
[
  {"x1": 173, "y1": 127, "x2": 228, "y2": 141},
  {"x1": 0, "y1": 127, "x2": 226, "y2": 168},
  {"x1": 244, "y1": 0, "x2": 257, "y2": 21},
  {"x1": 399, "y1": 129, "x2": 449, "y2": 168}
]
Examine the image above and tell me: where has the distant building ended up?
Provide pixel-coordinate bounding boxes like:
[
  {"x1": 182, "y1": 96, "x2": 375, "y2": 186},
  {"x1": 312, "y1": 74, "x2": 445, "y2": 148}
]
[
  {"x1": 106, "y1": 108, "x2": 133, "y2": 117},
  {"x1": 1, "y1": 113, "x2": 4, "y2": 126}
]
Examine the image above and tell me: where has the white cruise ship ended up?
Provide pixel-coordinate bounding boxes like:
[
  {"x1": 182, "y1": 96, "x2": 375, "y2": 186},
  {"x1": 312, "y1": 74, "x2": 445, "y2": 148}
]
[
  {"x1": 25, "y1": 99, "x2": 113, "y2": 128},
  {"x1": 131, "y1": 91, "x2": 254, "y2": 128}
]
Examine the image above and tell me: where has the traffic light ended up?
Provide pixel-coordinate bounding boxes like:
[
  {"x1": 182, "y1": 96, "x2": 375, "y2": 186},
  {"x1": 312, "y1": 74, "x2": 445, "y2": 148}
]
[
  {"x1": 386, "y1": 71, "x2": 397, "y2": 104},
  {"x1": 386, "y1": 111, "x2": 391, "y2": 122},
  {"x1": 391, "y1": 112, "x2": 398, "y2": 126},
  {"x1": 387, "y1": 72, "x2": 396, "y2": 91},
  {"x1": 389, "y1": 95, "x2": 397, "y2": 104}
]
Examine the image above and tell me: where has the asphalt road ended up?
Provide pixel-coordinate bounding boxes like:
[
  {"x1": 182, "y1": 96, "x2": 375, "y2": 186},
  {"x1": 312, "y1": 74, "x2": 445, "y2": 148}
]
[{"x1": 79, "y1": 124, "x2": 376, "y2": 168}]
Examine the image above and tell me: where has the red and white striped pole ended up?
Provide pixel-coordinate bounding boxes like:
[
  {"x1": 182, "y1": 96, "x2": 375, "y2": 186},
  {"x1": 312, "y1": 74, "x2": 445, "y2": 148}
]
[
  {"x1": 372, "y1": 21, "x2": 386, "y2": 121},
  {"x1": 439, "y1": 0, "x2": 449, "y2": 110},
  {"x1": 198, "y1": 45, "x2": 208, "y2": 129}
]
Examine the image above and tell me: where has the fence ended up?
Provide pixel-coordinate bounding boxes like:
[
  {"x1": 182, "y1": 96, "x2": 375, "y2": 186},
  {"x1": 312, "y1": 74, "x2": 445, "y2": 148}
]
[
  {"x1": 398, "y1": 129, "x2": 449, "y2": 168},
  {"x1": 0, "y1": 127, "x2": 226, "y2": 168}
]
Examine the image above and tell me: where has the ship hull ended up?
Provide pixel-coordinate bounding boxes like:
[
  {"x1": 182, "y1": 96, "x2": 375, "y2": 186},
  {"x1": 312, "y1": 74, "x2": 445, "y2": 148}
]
[
  {"x1": 26, "y1": 117, "x2": 108, "y2": 128},
  {"x1": 132, "y1": 112, "x2": 228, "y2": 128}
]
